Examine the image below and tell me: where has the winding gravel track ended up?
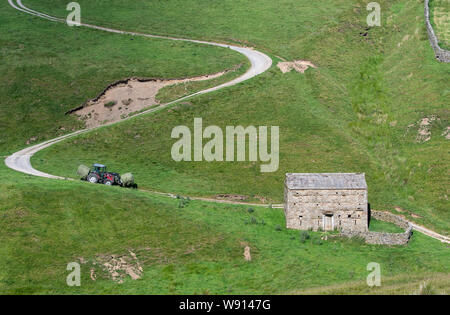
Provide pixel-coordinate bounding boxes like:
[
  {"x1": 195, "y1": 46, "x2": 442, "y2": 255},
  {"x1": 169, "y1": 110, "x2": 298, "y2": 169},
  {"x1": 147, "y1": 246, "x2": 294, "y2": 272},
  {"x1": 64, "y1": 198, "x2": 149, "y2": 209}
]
[
  {"x1": 5, "y1": 0, "x2": 272, "y2": 178},
  {"x1": 5, "y1": 1, "x2": 450, "y2": 244}
]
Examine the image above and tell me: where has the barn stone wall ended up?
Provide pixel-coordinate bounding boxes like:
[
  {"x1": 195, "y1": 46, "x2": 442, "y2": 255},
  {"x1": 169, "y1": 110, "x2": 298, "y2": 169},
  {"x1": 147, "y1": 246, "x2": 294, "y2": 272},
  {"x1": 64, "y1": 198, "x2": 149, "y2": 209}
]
[
  {"x1": 425, "y1": 0, "x2": 450, "y2": 63},
  {"x1": 284, "y1": 188, "x2": 368, "y2": 232}
]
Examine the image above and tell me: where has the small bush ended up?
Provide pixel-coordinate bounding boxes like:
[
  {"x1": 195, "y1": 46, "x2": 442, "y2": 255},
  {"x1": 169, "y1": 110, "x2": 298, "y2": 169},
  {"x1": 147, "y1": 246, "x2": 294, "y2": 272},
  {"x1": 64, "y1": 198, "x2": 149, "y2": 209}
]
[
  {"x1": 300, "y1": 231, "x2": 310, "y2": 243},
  {"x1": 177, "y1": 196, "x2": 190, "y2": 208},
  {"x1": 247, "y1": 207, "x2": 255, "y2": 213},
  {"x1": 313, "y1": 239, "x2": 323, "y2": 245},
  {"x1": 275, "y1": 225, "x2": 282, "y2": 231}
]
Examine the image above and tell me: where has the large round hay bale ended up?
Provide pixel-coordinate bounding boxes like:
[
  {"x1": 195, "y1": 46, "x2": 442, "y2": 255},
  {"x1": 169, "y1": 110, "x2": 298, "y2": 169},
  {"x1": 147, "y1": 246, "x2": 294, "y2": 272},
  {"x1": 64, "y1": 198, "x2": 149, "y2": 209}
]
[
  {"x1": 121, "y1": 173, "x2": 134, "y2": 186},
  {"x1": 77, "y1": 165, "x2": 90, "y2": 179}
]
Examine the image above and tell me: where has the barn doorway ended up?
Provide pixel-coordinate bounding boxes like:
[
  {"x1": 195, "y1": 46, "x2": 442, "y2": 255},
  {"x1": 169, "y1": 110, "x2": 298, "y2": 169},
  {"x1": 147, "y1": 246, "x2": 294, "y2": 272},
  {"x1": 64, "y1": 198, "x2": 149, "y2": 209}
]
[{"x1": 323, "y1": 214, "x2": 334, "y2": 231}]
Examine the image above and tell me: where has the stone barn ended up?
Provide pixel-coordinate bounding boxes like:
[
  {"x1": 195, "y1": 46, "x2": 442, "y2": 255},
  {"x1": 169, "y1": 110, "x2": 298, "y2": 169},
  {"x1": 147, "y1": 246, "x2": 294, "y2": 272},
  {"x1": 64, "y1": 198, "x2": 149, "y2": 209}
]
[{"x1": 284, "y1": 173, "x2": 368, "y2": 232}]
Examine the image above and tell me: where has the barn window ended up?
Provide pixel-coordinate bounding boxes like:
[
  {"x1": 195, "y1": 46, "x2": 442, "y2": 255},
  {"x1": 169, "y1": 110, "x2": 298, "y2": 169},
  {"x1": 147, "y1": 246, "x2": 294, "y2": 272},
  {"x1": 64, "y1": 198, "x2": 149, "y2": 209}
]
[{"x1": 348, "y1": 214, "x2": 351, "y2": 218}]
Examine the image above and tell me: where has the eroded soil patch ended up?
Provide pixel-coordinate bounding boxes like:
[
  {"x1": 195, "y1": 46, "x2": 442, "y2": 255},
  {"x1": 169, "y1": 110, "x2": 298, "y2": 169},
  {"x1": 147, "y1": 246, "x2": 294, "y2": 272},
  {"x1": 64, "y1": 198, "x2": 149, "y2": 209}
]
[
  {"x1": 277, "y1": 60, "x2": 317, "y2": 74},
  {"x1": 77, "y1": 235, "x2": 228, "y2": 283},
  {"x1": 71, "y1": 69, "x2": 233, "y2": 128},
  {"x1": 406, "y1": 115, "x2": 449, "y2": 143},
  {"x1": 215, "y1": 194, "x2": 249, "y2": 201},
  {"x1": 214, "y1": 194, "x2": 270, "y2": 204}
]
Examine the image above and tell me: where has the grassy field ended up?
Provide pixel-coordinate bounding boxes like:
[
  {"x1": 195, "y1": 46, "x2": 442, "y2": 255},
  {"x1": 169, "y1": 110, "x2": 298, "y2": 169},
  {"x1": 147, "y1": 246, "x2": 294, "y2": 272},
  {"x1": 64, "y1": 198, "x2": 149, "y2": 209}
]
[
  {"x1": 290, "y1": 273, "x2": 450, "y2": 294},
  {"x1": 30, "y1": 0, "x2": 450, "y2": 235},
  {"x1": 430, "y1": 0, "x2": 450, "y2": 49},
  {"x1": 21, "y1": 0, "x2": 354, "y2": 59},
  {"x1": 1, "y1": 0, "x2": 449, "y2": 294},
  {"x1": 0, "y1": 162, "x2": 448, "y2": 294}
]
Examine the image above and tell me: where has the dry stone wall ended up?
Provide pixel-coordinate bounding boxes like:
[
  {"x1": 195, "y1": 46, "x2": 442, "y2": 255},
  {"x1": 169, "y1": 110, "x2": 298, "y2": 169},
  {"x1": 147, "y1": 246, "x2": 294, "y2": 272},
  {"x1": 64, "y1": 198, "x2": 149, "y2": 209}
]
[
  {"x1": 371, "y1": 210, "x2": 410, "y2": 229},
  {"x1": 330, "y1": 210, "x2": 413, "y2": 245},
  {"x1": 341, "y1": 225, "x2": 413, "y2": 246},
  {"x1": 425, "y1": 0, "x2": 450, "y2": 62}
]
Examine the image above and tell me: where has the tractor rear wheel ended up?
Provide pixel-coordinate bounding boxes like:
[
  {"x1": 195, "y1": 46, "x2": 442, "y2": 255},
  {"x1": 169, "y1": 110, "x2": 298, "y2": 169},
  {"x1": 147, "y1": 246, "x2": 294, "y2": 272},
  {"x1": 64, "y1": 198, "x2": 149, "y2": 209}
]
[{"x1": 87, "y1": 174, "x2": 98, "y2": 184}]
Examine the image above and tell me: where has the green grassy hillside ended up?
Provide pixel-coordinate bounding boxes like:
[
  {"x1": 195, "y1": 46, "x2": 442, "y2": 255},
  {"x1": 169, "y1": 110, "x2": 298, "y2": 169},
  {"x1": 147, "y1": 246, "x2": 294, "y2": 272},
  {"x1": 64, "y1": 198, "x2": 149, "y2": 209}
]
[
  {"x1": 22, "y1": 0, "x2": 354, "y2": 58},
  {"x1": 30, "y1": 0, "x2": 450, "y2": 234},
  {"x1": 0, "y1": 0, "x2": 246, "y2": 155},
  {"x1": 0, "y1": 162, "x2": 448, "y2": 294},
  {"x1": 430, "y1": 0, "x2": 450, "y2": 49}
]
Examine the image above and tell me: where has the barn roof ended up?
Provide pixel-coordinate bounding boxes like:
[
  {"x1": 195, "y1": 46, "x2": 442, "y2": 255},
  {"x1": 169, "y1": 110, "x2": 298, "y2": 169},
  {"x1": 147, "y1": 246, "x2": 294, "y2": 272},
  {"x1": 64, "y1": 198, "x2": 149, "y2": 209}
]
[{"x1": 285, "y1": 173, "x2": 367, "y2": 190}]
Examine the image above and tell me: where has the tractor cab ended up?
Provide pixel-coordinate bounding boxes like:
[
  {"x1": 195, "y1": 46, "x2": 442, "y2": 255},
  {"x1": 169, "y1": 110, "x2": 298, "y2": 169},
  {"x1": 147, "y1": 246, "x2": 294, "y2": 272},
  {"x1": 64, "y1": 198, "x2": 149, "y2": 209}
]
[{"x1": 92, "y1": 163, "x2": 107, "y2": 175}]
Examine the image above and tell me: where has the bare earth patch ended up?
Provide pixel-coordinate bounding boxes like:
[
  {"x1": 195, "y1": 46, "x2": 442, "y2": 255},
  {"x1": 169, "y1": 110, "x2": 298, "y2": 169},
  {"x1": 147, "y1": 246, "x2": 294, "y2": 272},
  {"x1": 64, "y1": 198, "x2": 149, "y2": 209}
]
[
  {"x1": 214, "y1": 194, "x2": 271, "y2": 204},
  {"x1": 77, "y1": 237, "x2": 227, "y2": 283},
  {"x1": 397, "y1": 34, "x2": 411, "y2": 47},
  {"x1": 277, "y1": 60, "x2": 317, "y2": 74},
  {"x1": 407, "y1": 115, "x2": 448, "y2": 143},
  {"x1": 99, "y1": 250, "x2": 144, "y2": 283},
  {"x1": 416, "y1": 116, "x2": 438, "y2": 143},
  {"x1": 215, "y1": 194, "x2": 249, "y2": 201},
  {"x1": 395, "y1": 206, "x2": 406, "y2": 213},
  {"x1": 244, "y1": 246, "x2": 251, "y2": 262},
  {"x1": 72, "y1": 70, "x2": 230, "y2": 128},
  {"x1": 442, "y1": 126, "x2": 450, "y2": 140},
  {"x1": 78, "y1": 250, "x2": 145, "y2": 283}
]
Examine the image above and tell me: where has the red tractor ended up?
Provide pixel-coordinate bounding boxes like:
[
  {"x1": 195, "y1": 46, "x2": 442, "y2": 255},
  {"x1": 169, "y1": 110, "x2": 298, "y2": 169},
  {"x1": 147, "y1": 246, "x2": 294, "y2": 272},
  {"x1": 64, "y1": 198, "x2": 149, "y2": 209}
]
[{"x1": 86, "y1": 164, "x2": 122, "y2": 186}]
